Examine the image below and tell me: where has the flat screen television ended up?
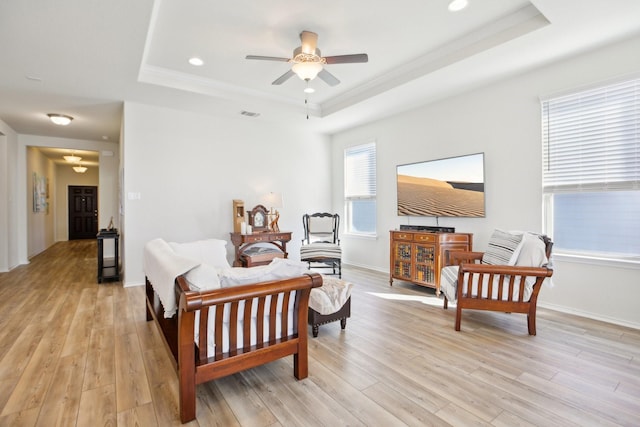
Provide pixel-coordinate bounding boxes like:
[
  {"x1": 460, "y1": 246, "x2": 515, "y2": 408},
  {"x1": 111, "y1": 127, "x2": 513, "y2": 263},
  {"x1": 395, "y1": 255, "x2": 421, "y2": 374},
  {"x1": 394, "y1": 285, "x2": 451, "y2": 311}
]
[{"x1": 396, "y1": 152, "x2": 485, "y2": 217}]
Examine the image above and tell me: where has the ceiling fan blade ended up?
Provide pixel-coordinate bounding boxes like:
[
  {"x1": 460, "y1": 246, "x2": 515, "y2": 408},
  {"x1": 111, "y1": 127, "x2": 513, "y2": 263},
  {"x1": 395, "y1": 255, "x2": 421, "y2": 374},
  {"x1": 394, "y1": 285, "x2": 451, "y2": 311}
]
[
  {"x1": 317, "y1": 69, "x2": 340, "y2": 86},
  {"x1": 272, "y1": 69, "x2": 295, "y2": 85},
  {"x1": 324, "y1": 54, "x2": 369, "y2": 64},
  {"x1": 299, "y1": 31, "x2": 318, "y2": 54},
  {"x1": 246, "y1": 55, "x2": 290, "y2": 62}
]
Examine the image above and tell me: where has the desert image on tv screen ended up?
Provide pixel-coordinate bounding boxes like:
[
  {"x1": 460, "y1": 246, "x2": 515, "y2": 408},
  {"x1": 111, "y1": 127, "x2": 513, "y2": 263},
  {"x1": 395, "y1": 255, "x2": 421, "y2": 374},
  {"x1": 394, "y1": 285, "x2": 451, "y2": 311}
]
[{"x1": 397, "y1": 153, "x2": 485, "y2": 217}]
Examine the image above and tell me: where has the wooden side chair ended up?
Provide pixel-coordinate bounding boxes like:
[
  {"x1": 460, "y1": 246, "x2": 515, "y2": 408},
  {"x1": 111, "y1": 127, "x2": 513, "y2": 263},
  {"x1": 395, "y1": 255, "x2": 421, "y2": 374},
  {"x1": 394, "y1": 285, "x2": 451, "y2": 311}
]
[
  {"x1": 440, "y1": 230, "x2": 554, "y2": 335},
  {"x1": 300, "y1": 212, "x2": 342, "y2": 278}
]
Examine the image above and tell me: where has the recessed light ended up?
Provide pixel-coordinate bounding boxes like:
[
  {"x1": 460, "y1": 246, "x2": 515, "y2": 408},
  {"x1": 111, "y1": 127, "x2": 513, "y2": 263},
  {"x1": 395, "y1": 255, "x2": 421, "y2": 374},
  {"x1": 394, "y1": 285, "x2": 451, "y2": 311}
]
[
  {"x1": 304, "y1": 87, "x2": 315, "y2": 94},
  {"x1": 448, "y1": 0, "x2": 468, "y2": 12},
  {"x1": 188, "y1": 57, "x2": 204, "y2": 66}
]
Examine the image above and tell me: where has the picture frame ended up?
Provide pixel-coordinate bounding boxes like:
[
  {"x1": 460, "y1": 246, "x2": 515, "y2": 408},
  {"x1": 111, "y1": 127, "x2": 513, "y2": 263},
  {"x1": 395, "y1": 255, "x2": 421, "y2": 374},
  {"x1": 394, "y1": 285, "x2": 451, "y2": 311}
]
[{"x1": 249, "y1": 204, "x2": 269, "y2": 232}]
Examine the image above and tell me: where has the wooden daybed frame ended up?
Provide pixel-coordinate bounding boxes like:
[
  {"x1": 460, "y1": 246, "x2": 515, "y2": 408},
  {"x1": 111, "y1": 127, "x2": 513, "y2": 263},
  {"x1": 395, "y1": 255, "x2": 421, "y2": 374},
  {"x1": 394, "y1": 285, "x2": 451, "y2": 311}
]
[{"x1": 145, "y1": 272, "x2": 323, "y2": 423}]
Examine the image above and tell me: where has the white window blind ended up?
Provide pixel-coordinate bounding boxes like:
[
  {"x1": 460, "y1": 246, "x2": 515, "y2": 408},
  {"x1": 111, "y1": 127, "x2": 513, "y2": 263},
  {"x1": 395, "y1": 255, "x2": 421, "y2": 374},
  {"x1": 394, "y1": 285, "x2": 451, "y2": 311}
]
[
  {"x1": 541, "y1": 77, "x2": 640, "y2": 260},
  {"x1": 344, "y1": 142, "x2": 377, "y2": 235},
  {"x1": 542, "y1": 78, "x2": 640, "y2": 193},
  {"x1": 345, "y1": 142, "x2": 377, "y2": 198}
]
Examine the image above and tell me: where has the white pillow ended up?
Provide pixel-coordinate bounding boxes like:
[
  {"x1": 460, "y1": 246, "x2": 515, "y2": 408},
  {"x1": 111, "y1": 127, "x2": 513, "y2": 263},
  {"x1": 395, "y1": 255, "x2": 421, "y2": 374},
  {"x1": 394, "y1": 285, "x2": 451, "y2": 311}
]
[
  {"x1": 218, "y1": 258, "x2": 309, "y2": 287},
  {"x1": 169, "y1": 239, "x2": 231, "y2": 269},
  {"x1": 515, "y1": 233, "x2": 548, "y2": 268},
  {"x1": 482, "y1": 229, "x2": 524, "y2": 265},
  {"x1": 185, "y1": 263, "x2": 221, "y2": 291}
]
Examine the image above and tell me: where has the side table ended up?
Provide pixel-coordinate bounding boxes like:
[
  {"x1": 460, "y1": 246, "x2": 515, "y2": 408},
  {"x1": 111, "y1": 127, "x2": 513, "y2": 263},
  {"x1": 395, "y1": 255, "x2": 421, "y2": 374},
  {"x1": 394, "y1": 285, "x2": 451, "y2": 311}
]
[
  {"x1": 97, "y1": 229, "x2": 120, "y2": 283},
  {"x1": 229, "y1": 231, "x2": 292, "y2": 267}
]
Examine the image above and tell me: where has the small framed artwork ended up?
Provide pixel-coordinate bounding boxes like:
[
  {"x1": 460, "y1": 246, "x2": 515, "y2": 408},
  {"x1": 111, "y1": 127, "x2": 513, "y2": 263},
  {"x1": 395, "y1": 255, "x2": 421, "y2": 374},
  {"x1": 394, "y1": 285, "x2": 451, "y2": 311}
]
[{"x1": 249, "y1": 205, "x2": 269, "y2": 232}]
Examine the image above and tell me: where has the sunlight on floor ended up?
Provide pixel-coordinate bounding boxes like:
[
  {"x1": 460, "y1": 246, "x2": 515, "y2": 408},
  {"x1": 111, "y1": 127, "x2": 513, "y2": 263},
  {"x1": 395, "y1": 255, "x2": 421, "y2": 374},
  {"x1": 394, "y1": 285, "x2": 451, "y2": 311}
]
[{"x1": 367, "y1": 291, "x2": 453, "y2": 307}]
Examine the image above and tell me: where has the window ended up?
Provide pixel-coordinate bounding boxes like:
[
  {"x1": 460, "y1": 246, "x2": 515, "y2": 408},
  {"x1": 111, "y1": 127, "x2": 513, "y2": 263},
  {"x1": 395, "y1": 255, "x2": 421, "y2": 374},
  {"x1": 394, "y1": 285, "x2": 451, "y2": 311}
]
[
  {"x1": 542, "y1": 77, "x2": 640, "y2": 261},
  {"x1": 344, "y1": 142, "x2": 377, "y2": 235}
]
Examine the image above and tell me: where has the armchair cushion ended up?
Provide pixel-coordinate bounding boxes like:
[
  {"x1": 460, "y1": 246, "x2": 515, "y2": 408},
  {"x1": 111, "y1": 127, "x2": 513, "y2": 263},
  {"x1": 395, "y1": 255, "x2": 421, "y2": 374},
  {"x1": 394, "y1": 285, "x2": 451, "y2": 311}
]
[
  {"x1": 440, "y1": 265, "x2": 533, "y2": 303},
  {"x1": 482, "y1": 229, "x2": 524, "y2": 265},
  {"x1": 300, "y1": 242, "x2": 342, "y2": 260}
]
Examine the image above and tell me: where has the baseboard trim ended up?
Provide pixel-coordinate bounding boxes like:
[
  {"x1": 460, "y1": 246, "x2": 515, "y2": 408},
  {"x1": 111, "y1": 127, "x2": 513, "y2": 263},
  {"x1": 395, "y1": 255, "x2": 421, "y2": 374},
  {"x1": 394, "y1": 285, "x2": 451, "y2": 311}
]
[{"x1": 538, "y1": 301, "x2": 640, "y2": 330}]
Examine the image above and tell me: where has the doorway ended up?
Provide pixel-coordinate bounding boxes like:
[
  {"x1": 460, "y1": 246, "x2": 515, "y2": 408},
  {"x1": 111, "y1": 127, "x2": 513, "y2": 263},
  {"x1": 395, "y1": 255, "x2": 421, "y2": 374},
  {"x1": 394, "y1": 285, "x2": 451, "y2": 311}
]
[{"x1": 68, "y1": 186, "x2": 98, "y2": 240}]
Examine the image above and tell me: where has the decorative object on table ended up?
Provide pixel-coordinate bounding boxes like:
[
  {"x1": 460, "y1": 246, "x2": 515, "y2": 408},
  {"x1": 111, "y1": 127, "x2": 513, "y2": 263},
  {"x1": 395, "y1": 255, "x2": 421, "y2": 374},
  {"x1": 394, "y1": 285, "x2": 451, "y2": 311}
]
[
  {"x1": 107, "y1": 216, "x2": 114, "y2": 231},
  {"x1": 261, "y1": 192, "x2": 283, "y2": 232},
  {"x1": 232, "y1": 199, "x2": 245, "y2": 233},
  {"x1": 248, "y1": 204, "x2": 269, "y2": 232}
]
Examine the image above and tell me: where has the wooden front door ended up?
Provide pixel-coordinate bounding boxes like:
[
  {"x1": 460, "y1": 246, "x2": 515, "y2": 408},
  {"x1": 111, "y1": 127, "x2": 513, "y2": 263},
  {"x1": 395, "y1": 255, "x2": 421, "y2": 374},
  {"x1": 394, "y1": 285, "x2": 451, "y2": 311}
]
[{"x1": 68, "y1": 186, "x2": 98, "y2": 240}]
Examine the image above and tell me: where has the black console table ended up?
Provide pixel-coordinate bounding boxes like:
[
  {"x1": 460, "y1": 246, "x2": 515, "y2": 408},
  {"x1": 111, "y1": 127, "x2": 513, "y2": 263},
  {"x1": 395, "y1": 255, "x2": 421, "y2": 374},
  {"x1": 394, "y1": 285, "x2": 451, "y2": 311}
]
[{"x1": 97, "y1": 229, "x2": 120, "y2": 283}]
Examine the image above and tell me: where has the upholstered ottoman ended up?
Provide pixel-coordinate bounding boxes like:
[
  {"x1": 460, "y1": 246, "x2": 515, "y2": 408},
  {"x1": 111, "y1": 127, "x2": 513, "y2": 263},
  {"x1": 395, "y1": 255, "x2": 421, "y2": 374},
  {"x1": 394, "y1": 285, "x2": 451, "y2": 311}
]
[{"x1": 308, "y1": 275, "x2": 353, "y2": 337}]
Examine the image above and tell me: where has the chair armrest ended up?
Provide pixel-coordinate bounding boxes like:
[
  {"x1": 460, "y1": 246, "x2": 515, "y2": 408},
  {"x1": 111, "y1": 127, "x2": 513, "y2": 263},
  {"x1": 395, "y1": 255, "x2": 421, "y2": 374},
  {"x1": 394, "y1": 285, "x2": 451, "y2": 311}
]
[{"x1": 447, "y1": 251, "x2": 484, "y2": 266}]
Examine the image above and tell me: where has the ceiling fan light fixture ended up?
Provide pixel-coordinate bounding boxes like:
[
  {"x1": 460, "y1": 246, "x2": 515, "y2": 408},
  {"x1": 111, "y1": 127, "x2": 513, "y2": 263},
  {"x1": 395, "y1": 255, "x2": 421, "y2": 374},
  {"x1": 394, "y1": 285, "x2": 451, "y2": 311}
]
[
  {"x1": 292, "y1": 61, "x2": 323, "y2": 81},
  {"x1": 48, "y1": 113, "x2": 73, "y2": 126},
  {"x1": 448, "y1": 0, "x2": 468, "y2": 12}
]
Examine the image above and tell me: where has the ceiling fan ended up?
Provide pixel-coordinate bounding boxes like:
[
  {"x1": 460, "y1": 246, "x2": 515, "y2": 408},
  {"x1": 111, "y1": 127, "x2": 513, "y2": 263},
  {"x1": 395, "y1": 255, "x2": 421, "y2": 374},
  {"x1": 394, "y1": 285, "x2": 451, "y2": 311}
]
[{"x1": 246, "y1": 30, "x2": 368, "y2": 87}]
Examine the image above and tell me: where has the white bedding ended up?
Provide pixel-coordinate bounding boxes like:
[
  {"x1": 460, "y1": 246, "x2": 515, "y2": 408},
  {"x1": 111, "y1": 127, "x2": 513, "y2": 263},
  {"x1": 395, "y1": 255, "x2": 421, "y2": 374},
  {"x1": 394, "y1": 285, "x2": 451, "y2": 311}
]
[
  {"x1": 143, "y1": 238, "x2": 200, "y2": 318},
  {"x1": 194, "y1": 292, "x2": 297, "y2": 357}
]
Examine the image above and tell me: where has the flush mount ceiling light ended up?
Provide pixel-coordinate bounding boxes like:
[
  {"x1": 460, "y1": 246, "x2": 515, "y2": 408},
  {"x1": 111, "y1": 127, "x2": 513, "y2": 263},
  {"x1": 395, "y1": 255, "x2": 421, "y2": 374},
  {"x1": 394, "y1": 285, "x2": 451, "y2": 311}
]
[
  {"x1": 448, "y1": 0, "x2": 468, "y2": 12},
  {"x1": 73, "y1": 163, "x2": 87, "y2": 173},
  {"x1": 63, "y1": 151, "x2": 82, "y2": 163},
  {"x1": 47, "y1": 113, "x2": 73, "y2": 125}
]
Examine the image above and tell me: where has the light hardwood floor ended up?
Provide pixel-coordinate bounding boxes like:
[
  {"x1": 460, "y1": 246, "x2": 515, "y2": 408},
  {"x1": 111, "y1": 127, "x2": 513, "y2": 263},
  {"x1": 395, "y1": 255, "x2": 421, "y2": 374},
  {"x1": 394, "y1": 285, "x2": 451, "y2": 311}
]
[{"x1": 1, "y1": 240, "x2": 639, "y2": 426}]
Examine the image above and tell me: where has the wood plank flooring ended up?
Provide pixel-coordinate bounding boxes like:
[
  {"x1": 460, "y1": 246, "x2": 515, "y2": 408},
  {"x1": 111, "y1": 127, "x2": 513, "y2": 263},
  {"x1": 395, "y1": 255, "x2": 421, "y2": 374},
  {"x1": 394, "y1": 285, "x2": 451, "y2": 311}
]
[{"x1": 0, "y1": 239, "x2": 639, "y2": 426}]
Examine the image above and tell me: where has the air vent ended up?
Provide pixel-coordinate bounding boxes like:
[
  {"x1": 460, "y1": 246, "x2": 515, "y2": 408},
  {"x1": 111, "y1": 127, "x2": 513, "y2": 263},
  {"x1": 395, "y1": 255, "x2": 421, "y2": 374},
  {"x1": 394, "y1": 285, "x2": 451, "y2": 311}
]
[{"x1": 240, "y1": 110, "x2": 260, "y2": 118}]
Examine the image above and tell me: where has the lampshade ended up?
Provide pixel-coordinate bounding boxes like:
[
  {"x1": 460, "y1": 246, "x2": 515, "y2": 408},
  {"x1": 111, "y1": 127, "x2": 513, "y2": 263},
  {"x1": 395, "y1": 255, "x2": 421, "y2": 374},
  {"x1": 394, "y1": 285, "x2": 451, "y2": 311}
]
[
  {"x1": 63, "y1": 152, "x2": 82, "y2": 163},
  {"x1": 261, "y1": 192, "x2": 283, "y2": 209},
  {"x1": 73, "y1": 164, "x2": 87, "y2": 173},
  {"x1": 292, "y1": 62, "x2": 323, "y2": 81},
  {"x1": 48, "y1": 113, "x2": 73, "y2": 126}
]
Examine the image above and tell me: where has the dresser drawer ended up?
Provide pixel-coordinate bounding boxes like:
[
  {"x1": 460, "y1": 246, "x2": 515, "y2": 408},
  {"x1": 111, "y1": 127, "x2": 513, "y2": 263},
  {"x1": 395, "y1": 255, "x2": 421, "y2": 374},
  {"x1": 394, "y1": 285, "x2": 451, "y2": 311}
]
[
  {"x1": 414, "y1": 233, "x2": 436, "y2": 243},
  {"x1": 391, "y1": 232, "x2": 413, "y2": 241}
]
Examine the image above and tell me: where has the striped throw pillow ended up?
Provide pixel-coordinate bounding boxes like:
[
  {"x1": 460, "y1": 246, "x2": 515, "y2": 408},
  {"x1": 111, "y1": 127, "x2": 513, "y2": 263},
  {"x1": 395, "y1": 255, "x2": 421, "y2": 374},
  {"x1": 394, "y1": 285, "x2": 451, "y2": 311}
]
[{"x1": 482, "y1": 229, "x2": 523, "y2": 265}]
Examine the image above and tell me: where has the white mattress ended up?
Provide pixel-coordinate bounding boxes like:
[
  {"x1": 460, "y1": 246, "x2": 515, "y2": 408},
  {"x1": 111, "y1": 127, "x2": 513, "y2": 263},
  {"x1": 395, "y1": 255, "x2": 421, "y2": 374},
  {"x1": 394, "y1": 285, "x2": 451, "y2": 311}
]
[{"x1": 194, "y1": 292, "x2": 297, "y2": 358}]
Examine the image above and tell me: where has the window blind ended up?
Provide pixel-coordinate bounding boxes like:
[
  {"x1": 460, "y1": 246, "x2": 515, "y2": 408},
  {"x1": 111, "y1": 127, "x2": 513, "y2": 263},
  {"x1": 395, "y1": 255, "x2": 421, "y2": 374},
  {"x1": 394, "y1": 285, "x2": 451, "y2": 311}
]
[
  {"x1": 345, "y1": 142, "x2": 377, "y2": 198},
  {"x1": 542, "y1": 78, "x2": 640, "y2": 193}
]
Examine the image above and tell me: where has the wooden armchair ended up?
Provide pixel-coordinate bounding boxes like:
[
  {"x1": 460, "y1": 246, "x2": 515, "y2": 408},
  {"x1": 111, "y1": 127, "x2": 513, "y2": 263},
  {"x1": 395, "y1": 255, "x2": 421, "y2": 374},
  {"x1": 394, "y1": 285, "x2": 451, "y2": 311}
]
[{"x1": 441, "y1": 233, "x2": 553, "y2": 335}]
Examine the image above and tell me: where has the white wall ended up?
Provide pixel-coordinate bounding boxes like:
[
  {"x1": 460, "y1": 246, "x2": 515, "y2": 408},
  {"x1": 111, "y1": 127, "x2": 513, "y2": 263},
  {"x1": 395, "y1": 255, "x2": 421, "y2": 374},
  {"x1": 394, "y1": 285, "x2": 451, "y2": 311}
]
[
  {"x1": 26, "y1": 147, "x2": 56, "y2": 257},
  {"x1": 121, "y1": 102, "x2": 332, "y2": 286},
  {"x1": 331, "y1": 34, "x2": 640, "y2": 328},
  {"x1": 0, "y1": 120, "x2": 19, "y2": 272}
]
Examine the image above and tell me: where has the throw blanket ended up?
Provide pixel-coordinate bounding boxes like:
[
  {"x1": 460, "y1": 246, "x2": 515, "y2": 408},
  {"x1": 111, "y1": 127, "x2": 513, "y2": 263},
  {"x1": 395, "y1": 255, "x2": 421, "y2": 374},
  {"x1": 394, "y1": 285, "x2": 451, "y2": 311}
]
[
  {"x1": 309, "y1": 276, "x2": 353, "y2": 315},
  {"x1": 143, "y1": 238, "x2": 200, "y2": 318}
]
